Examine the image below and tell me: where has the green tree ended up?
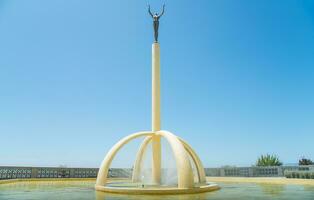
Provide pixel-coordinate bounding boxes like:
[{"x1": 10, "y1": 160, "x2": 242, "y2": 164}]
[
  {"x1": 256, "y1": 154, "x2": 282, "y2": 166},
  {"x1": 299, "y1": 157, "x2": 314, "y2": 165}
]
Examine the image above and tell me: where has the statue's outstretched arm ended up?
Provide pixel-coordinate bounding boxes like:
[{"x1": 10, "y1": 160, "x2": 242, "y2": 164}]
[
  {"x1": 158, "y1": 4, "x2": 165, "y2": 18},
  {"x1": 148, "y1": 5, "x2": 153, "y2": 18}
]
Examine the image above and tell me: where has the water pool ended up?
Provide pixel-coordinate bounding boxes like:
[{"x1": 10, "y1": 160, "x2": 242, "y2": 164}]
[{"x1": 0, "y1": 180, "x2": 314, "y2": 200}]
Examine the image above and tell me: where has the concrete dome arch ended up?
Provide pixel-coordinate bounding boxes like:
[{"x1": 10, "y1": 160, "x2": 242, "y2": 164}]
[{"x1": 96, "y1": 130, "x2": 206, "y2": 189}]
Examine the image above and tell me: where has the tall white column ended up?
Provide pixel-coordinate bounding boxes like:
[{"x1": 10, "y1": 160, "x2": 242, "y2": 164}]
[
  {"x1": 152, "y1": 42, "x2": 161, "y2": 185},
  {"x1": 152, "y1": 42, "x2": 161, "y2": 132}
]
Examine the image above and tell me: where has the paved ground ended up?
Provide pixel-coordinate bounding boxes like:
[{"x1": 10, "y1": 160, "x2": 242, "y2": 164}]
[{"x1": 207, "y1": 177, "x2": 314, "y2": 186}]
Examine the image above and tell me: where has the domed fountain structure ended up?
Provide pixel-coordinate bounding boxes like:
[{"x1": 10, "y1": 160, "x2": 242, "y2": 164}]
[{"x1": 95, "y1": 6, "x2": 219, "y2": 195}]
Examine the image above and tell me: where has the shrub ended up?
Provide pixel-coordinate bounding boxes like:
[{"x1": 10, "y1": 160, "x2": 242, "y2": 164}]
[
  {"x1": 299, "y1": 157, "x2": 314, "y2": 165},
  {"x1": 301, "y1": 172, "x2": 306, "y2": 179},
  {"x1": 284, "y1": 171, "x2": 292, "y2": 178},
  {"x1": 285, "y1": 171, "x2": 314, "y2": 179},
  {"x1": 256, "y1": 154, "x2": 283, "y2": 166},
  {"x1": 292, "y1": 172, "x2": 296, "y2": 178}
]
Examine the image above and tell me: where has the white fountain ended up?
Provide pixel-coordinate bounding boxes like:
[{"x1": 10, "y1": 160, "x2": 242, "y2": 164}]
[{"x1": 95, "y1": 6, "x2": 219, "y2": 195}]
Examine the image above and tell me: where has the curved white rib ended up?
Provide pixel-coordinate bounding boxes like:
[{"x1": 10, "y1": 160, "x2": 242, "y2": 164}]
[{"x1": 96, "y1": 131, "x2": 153, "y2": 186}]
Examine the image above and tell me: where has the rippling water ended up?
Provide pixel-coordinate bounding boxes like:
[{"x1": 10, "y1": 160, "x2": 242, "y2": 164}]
[{"x1": 0, "y1": 181, "x2": 314, "y2": 200}]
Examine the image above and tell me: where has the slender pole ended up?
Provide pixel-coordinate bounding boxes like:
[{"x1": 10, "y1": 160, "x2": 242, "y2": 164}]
[{"x1": 152, "y1": 42, "x2": 161, "y2": 184}]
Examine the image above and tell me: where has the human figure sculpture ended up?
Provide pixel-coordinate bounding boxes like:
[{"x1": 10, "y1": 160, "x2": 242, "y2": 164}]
[{"x1": 148, "y1": 4, "x2": 165, "y2": 42}]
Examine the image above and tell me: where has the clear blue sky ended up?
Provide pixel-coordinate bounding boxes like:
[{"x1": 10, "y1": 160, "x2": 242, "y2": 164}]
[{"x1": 1, "y1": 0, "x2": 314, "y2": 168}]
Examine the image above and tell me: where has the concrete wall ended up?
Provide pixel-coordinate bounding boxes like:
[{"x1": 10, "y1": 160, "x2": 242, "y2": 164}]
[
  {"x1": 0, "y1": 166, "x2": 131, "y2": 180},
  {"x1": 1, "y1": 165, "x2": 313, "y2": 180},
  {"x1": 204, "y1": 165, "x2": 314, "y2": 177}
]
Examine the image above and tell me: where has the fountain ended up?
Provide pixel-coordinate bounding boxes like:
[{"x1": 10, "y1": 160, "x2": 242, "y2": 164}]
[{"x1": 95, "y1": 5, "x2": 220, "y2": 195}]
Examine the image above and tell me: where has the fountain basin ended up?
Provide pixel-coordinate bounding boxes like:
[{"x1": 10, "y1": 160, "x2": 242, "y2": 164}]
[
  {"x1": 1, "y1": 178, "x2": 314, "y2": 200},
  {"x1": 95, "y1": 182, "x2": 220, "y2": 195}
]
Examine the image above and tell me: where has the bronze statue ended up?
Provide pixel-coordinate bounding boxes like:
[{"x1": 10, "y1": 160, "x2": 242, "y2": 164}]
[{"x1": 148, "y1": 4, "x2": 165, "y2": 42}]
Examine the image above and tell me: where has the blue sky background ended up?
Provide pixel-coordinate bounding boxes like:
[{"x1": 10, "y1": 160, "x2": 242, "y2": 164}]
[{"x1": 0, "y1": 0, "x2": 314, "y2": 168}]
